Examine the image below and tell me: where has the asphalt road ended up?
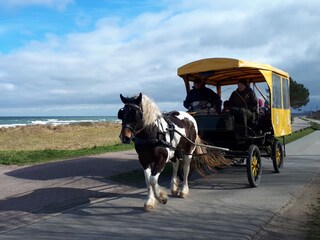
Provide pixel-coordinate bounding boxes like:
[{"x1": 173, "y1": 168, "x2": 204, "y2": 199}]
[{"x1": 0, "y1": 118, "x2": 319, "y2": 240}]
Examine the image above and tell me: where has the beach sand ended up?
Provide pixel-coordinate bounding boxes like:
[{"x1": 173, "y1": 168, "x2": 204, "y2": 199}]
[{"x1": 0, "y1": 122, "x2": 122, "y2": 151}]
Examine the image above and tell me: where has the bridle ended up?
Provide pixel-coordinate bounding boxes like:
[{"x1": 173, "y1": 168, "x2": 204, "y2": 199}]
[{"x1": 118, "y1": 103, "x2": 144, "y2": 139}]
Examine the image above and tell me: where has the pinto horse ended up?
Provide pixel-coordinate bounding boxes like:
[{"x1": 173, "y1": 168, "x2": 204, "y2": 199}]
[{"x1": 118, "y1": 93, "x2": 225, "y2": 211}]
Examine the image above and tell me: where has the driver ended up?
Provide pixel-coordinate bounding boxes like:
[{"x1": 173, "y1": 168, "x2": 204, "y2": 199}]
[{"x1": 183, "y1": 78, "x2": 222, "y2": 112}]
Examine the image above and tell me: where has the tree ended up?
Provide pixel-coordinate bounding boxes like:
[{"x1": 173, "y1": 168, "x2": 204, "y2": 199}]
[{"x1": 290, "y1": 77, "x2": 309, "y2": 110}]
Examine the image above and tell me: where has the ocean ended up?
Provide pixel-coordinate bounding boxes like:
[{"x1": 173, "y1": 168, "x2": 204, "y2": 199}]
[{"x1": 0, "y1": 116, "x2": 119, "y2": 128}]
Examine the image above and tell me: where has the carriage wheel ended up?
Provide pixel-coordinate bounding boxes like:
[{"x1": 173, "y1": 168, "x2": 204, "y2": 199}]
[
  {"x1": 272, "y1": 140, "x2": 283, "y2": 173},
  {"x1": 246, "y1": 145, "x2": 262, "y2": 188}
]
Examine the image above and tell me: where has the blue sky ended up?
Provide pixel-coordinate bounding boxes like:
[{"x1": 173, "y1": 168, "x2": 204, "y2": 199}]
[
  {"x1": 0, "y1": 0, "x2": 319, "y2": 116},
  {"x1": 1, "y1": 1, "x2": 166, "y2": 53}
]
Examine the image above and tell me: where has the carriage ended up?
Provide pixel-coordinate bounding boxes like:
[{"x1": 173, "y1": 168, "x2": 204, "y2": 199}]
[
  {"x1": 118, "y1": 58, "x2": 292, "y2": 210},
  {"x1": 177, "y1": 57, "x2": 292, "y2": 187}
]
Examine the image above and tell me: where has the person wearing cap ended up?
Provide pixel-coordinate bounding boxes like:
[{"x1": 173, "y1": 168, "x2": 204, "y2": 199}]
[
  {"x1": 183, "y1": 78, "x2": 222, "y2": 112},
  {"x1": 228, "y1": 79, "x2": 258, "y2": 133}
]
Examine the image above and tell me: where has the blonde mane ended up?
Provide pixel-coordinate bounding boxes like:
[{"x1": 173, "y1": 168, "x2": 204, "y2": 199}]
[{"x1": 141, "y1": 95, "x2": 162, "y2": 126}]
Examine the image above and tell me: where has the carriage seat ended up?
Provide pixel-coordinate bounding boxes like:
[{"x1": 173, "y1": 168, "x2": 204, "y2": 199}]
[{"x1": 194, "y1": 113, "x2": 234, "y2": 132}]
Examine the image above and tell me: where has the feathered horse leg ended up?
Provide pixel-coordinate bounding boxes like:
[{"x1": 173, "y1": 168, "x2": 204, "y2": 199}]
[
  {"x1": 180, "y1": 154, "x2": 192, "y2": 198},
  {"x1": 171, "y1": 160, "x2": 180, "y2": 196},
  {"x1": 143, "y1": 168, "x2": 156, "y2": 211},
  {"x1": 144, "y1": 167, "x2": 168, "y2": 211}
]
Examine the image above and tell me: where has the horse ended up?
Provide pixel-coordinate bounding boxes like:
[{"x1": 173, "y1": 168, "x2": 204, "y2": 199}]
[{"x1": 118, "y1": 93, "x2": 226, "y2": 211}]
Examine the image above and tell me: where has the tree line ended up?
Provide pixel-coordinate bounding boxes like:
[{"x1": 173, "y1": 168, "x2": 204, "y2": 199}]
[{"x1": 290, "y1": 77, "x2": 309, "y2": 110}]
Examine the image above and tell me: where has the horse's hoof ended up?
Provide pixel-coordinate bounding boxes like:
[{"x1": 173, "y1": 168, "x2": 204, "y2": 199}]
[
  {"x1": 161, "y1": 198, "x2": 168, "y2": 205},
  {"x1": 144, "y1": 203, "x2": 155, "y2": 211},
  {"x1": 171, "y1": 189, "x2": 178, "y2": 196},
  {"x1": 180, "y1": 191, "x2": 188, "y2": 198},
  {"x1": 159, "y1": 190, "x2": 168, "y2": 203}
]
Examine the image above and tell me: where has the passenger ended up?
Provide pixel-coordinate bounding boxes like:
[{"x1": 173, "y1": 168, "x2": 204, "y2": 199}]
[
  {"x1": 222, "y1": 100, "x2": 231, "y2": 113},
  {"x1": 258, "y1": 100, "x2": 272, "y2": 131},
  {"x1": 258, "y1": 98, "x2": 263, "y2": 113},
  {"x1": 183, "y1": 78, "x2": 222, "y2": 112},
  {"x1": 228, "y1": 79, "x2": 258, "y2": 132},
  {"x1": 262, "y1": 100, "x2": 271, "y2": 115}
]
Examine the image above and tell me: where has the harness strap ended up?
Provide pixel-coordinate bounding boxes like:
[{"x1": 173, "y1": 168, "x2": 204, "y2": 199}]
[
  {"x1": 133, "y1": 137, "x2": 176, "y2": 150},
  {"x1": 162, "y1": 113, "x2": 175, "y2": 142},
  {"x1": 133, "y1": 113, "x2": 176, "y2": 150}
]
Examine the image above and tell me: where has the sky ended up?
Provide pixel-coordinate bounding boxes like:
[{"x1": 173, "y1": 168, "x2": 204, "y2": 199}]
[{"x1": 0, "y1": 0, "x2": 319, "y2": 116}]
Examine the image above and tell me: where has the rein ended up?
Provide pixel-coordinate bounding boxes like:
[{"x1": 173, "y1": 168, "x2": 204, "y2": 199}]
[{"x1": 167, "y1": 127, "x2": 230, "y2": 152}]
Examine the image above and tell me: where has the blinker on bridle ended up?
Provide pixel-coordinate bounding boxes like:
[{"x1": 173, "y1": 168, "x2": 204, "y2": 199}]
[{"x1": 118, "y1": 103, "x2": 143, "y2": 137}]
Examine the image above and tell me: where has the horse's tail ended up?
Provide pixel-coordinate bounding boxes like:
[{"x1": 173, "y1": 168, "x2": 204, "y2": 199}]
[{"x1": 191, "y1": 135, "x2": 231, "y2": 176}]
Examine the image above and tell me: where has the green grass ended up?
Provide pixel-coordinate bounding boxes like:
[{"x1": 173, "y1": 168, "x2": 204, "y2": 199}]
[
  {"x1": 283, "y1": 127, "x2": 315, "y2": 144},
  {"x1": 281, "y1": 120, "x2": 319, "y2": 144},
  {"x1": 0, "y1": 143, "x2": 134, "y2": 165},
  {"x1": 309, "y1": 121, "x2": 320, "y2": 130}
]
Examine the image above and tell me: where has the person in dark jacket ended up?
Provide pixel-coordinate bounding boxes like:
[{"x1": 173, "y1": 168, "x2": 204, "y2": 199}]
[
  {"x1": 183, "y1": 78, "x2": 222, "y2": 112},
  {"x1": 228, "y1": 79, "x2": 257, "y2": 132}
]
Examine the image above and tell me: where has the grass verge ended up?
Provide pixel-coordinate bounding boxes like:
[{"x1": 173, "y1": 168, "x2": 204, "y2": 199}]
[
  {"x1": 282, "y1": 127, "x2": 315, "y2": 144},
  {"x1": 0, "y1": 143, "x2": 134, "y2": 165}
]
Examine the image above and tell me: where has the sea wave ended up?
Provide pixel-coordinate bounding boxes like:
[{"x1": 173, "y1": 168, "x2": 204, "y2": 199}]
[
  {"x1": 0, "y1": 124, "x2": 27, "y2": 128},
  {"x1": 31, "y1": 119, "x2": 101, "y2": 125},
  {"x1": 0, "y1": 116, "x2": 117, "y2": 128}
]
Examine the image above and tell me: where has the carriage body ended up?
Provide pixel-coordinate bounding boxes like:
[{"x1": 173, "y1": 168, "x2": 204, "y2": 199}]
[{"x1": 177, "y1": 58, "x2": 292, "y2": 187}]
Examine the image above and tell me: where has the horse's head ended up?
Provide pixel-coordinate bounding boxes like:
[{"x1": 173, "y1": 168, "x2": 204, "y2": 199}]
[{"x1": 118, "y1": 93, "x2": 143, "y2": 144}]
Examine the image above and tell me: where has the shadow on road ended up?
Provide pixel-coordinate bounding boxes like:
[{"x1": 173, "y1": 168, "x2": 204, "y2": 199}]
[
  {"x1": 5, "y1": 156, "x2": 140, "y2": 181},
  {"x1": 0, "y1": 187, "x2": 145, "y2": 215}
]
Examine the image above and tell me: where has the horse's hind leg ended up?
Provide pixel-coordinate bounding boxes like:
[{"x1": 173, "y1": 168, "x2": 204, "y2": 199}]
[
  {"x1": 171, "y1": 161, "x2": 179, "y2": 196},
  {"x1": 180, "y1": 155, "x2": 192, "y2": 198}
]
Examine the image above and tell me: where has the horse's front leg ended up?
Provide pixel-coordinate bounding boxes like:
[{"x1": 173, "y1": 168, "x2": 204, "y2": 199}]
[
  {"x1": 180, "y1": 155, "x2": 192, "y2": 198},
  {"x1": 171, "y1": 160, "x2": 179, "y2": 196},
  {"x1": 143, "y1": 167, "x2": 156, "y2": 211},
  {"x1": 149, "y1": 173, "x2": 168, "y2": 205}
]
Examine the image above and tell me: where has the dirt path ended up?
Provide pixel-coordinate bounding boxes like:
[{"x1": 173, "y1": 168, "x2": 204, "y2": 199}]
[{"x1": 256, "y1": 172, "x2": 320, "y2": 239}]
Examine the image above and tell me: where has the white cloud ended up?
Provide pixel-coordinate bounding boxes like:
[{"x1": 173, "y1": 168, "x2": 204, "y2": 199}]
[
  {"x1": 0, "y1": 83, "x2": 15, "y2": 91},
  {"x1": 0, "y1": 0, "x2": 319, "y2": 115}
]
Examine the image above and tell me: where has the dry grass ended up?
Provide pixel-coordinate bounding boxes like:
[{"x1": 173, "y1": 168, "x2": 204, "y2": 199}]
[{"x1": 0, "y1": 122, "x2": 122, "y2": 151}]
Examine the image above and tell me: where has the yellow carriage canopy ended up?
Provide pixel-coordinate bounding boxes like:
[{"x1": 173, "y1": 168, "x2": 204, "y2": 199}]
[{"x1": 177, "y1": 58, "x2": 292, "y2": 137}]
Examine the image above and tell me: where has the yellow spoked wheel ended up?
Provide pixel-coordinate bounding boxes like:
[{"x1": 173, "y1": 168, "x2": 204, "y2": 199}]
[
  {"x1": 246, "y1": 145, "x2": 262, "y2": 188},
  {"x1": 251, "y1": 156, "x2": 259, "y2": 177},
  {"x1": 272, "y1": 140, "x2": 284, "y2": 173}
]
